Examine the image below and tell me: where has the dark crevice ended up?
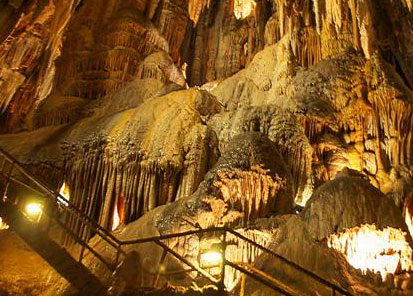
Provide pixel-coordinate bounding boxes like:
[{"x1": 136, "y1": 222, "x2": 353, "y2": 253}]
[{"x1": 382, "y1": 48, "x2": 413, "y2": 90}]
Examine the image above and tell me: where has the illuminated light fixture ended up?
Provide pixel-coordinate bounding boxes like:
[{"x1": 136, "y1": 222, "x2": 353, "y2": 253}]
[
  {"x1": 25, "y1": 202, "x2": 43, "y2": 223},
  {"x1": 199, "y1": 242, "x2": 225, "y2": 269},
  {"x1": 200, "y1": 250, "x2": 223, "y2": 268},
  {"x1": 26, "y1": 203, "x2": 42, "y2": 215}
]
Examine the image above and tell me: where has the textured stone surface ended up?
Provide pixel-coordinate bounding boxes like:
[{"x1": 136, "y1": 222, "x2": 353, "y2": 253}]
[
  {"x1": 1, "y1": 0, "x2": 413, "y2": 295},
  {"x1": 302, "y1": 168, "x2": 410, "y2": 241}
]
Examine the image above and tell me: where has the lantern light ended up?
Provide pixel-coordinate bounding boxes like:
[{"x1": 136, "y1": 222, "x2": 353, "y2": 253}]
[
  {"x1": 24, "y1": 201, "x2": 43, "y2": 223},
  {"x1": 26, "y1": 203, "x2": 42, "y2": 215},
  {"x1": 200, "y1": 251, "x2": 222, "y2": 267},
  {"x1": 199, "y1": 242, "x2": 225, "y2": 268}
]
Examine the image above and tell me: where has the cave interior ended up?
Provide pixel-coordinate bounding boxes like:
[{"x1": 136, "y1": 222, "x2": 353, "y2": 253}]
[{"x1": 1, "y1": 0, "x2": 413, "y2": 295}]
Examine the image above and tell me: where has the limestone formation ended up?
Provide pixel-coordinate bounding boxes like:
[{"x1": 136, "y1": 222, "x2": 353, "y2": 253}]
[{"x1": 1, "y1": 0, "x2": 413, "y2": 295}]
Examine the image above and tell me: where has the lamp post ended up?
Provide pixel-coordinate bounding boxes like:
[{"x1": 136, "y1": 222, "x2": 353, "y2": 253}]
[{"x1": 198, "y1": 231, "x2": 227, "y2": 292}]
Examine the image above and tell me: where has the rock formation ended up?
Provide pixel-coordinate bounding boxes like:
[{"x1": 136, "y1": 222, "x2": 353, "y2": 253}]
[{"x1": 1, "y1": 0, "x2": 413, "y2": 295}]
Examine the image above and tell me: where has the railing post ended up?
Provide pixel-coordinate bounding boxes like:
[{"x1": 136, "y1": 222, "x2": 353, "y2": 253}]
[
  {"x1": 219, "y1": 230, "x2": 227, "y2": 292},
  {"x1": 115, "y1": 244, "x2": 122, "y2": 267},
  {"x1": 332, "y1": 288, "x2": 336, "y2": 296},
  {"x1": 153, "y1": 248, "x2": 168, "y2": 287},
  {"x1": 0, "y1": 157, "x2": 6, "y2": 172},
  {"x1": 3, "y1": 162, "x2": 15, "y2": 202},
  {"x1": 240, "y1": 273, "x2": 246, "y2": 296},
  {"x1": 44, "y1": 196, "x2": 56, "y2": 234},
  {"x1": 79, "y1": 244, "x2": 86, "y2": 263}
]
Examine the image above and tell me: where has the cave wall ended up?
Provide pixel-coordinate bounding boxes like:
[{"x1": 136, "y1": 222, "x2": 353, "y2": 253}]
[
  {"x1": 1, "y1": 0, "x2": 412, "y2": 130},
  {"x1": 0, "y1": 1, "x2": 413, "y2": 294}
]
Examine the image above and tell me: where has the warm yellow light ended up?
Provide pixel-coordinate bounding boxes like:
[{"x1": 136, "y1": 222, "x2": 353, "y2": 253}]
[
  {"x1": 234, "y1": 0, "x2": 256, "y2": 19},
  {"x1": 59, "y1": 181, "x2": 70, "y2": 207},
  {"x1": 405, "y1": 206, "x2": 413, "y2": 239},
  {"x1": 26, "y1": 203, "x2": 42, "y2": 215},
  {"x1": 0, "y1": 217, "x2": 9, "y2": 230},
  {"x1": 200, "y1": 251, "x2": 222, "y2": 268},
  {"x1": 112, "y1": 201, "x2": 120, "y2": 231},
  {"x1": 327, "y1": 224, "x2": 413, "y2": 280}
]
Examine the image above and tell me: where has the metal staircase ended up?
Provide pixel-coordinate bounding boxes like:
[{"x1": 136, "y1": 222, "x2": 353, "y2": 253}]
[
  {"x1": 0, "y1": 202, "x2": 108, "y2": 295},
  {"x1": 0, "y1": 147, "x2": 354, "y2": 296}
]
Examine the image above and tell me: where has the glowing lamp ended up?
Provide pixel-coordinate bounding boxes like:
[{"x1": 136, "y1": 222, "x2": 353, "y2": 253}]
[
  {"x1": 199, "y1": 242, "x2": 225, "y2": 269},
  {"x1": 25, "y1": 202, "x2": 43, "y2": 222},
  {"x1": 200, "y1": 251, "x2": 222, "y2": 267},
  {"x1": 26, "y1": 203, "x2": 42, "y2": 215}
]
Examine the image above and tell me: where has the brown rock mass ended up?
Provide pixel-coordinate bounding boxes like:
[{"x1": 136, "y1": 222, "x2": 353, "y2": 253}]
[{"x1": 1, "y1": 0, "x2": 413, "y2": 295}]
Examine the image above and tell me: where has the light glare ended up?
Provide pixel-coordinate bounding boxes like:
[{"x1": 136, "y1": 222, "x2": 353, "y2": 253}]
[
  {"x1": 327, "y1": 224, "x2": 413, "y2": 280},
  {"x1": 59, "y1": 181, "x2": 70, "y2": 207},
  {"x1": 200, "y1": 251, "x2": 222, "y2": 267},
  {"x1": 0, "y1": 217, "x2": 9, "y2": 230},
  {"x1": 112, "y1": 201, "x2": 120, "y2": 231},
  {"x1": 26, "y1": 203, "x2": 42, "y2": 215}
]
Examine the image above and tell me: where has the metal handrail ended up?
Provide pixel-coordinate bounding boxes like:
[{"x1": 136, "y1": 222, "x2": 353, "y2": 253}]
[
  {"x1": 0, "y1": 147, "x2": 354, "y2": 296},
  {"x1": 0, "y1": 148, "x2": 125, "y2": 270},
  {"x1": 121, "y1": 227, "x2": 353, "y2": 295},
  {"x1": 226, "y1": 228, "x2": 353, "y2": 296},
  {"x1": 226, "y1": 261, "x2": 296, "y2": 296},
  {"x1": 120, "y1": 227, "x2": 227, "y2": 245},
  {"x1": 0, "y1": 147, "x2": 122, "y2": 246}
]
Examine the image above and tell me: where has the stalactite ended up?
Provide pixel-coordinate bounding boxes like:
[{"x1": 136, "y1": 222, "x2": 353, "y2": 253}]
[
  {"x1": 263, "y1": 0, "x2": 374, "y2": 68},
  {"x1": 233, "y1": 0, "x2": 256, "y2": 20},
  {"x1": 187, "y1": 0, "x2": 211, "y2": 24},
  {"x1": 297, "y1": 27, "x2": 322, "y2": 67},
  {"x1": 32, "y1": 0, "x2": 185, "y2": 128},
  {"x1": 213, "y1": 165, "x2": 285, "y2": 222},
  {"x1": 186, "y1": 0, "x2": 268, "y2": 85},
  {"x1": 327, "y1": 224, "x2": 413, "y2": 280},
  {"x1": 61, "y1": 89, "x2": 219, "y2": 232},
  {"x1": 155, "y1": 1, "x2": 190, "y2": 62},
  {"x1": 64, "y1": 150, "x2": 186, "y2": 230},
  {"x1": 368, "y1": 88, "x2": 413, "y2": 169},
  {"x1": 350, "y1": 0, "x2": 361, "y2": 51},
  {"x1": 224, "y1": 229, "x2": 272, "y2": 290},
  {"x1": 0, "y1": 0, "x2": 79, "y2": 131}
]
